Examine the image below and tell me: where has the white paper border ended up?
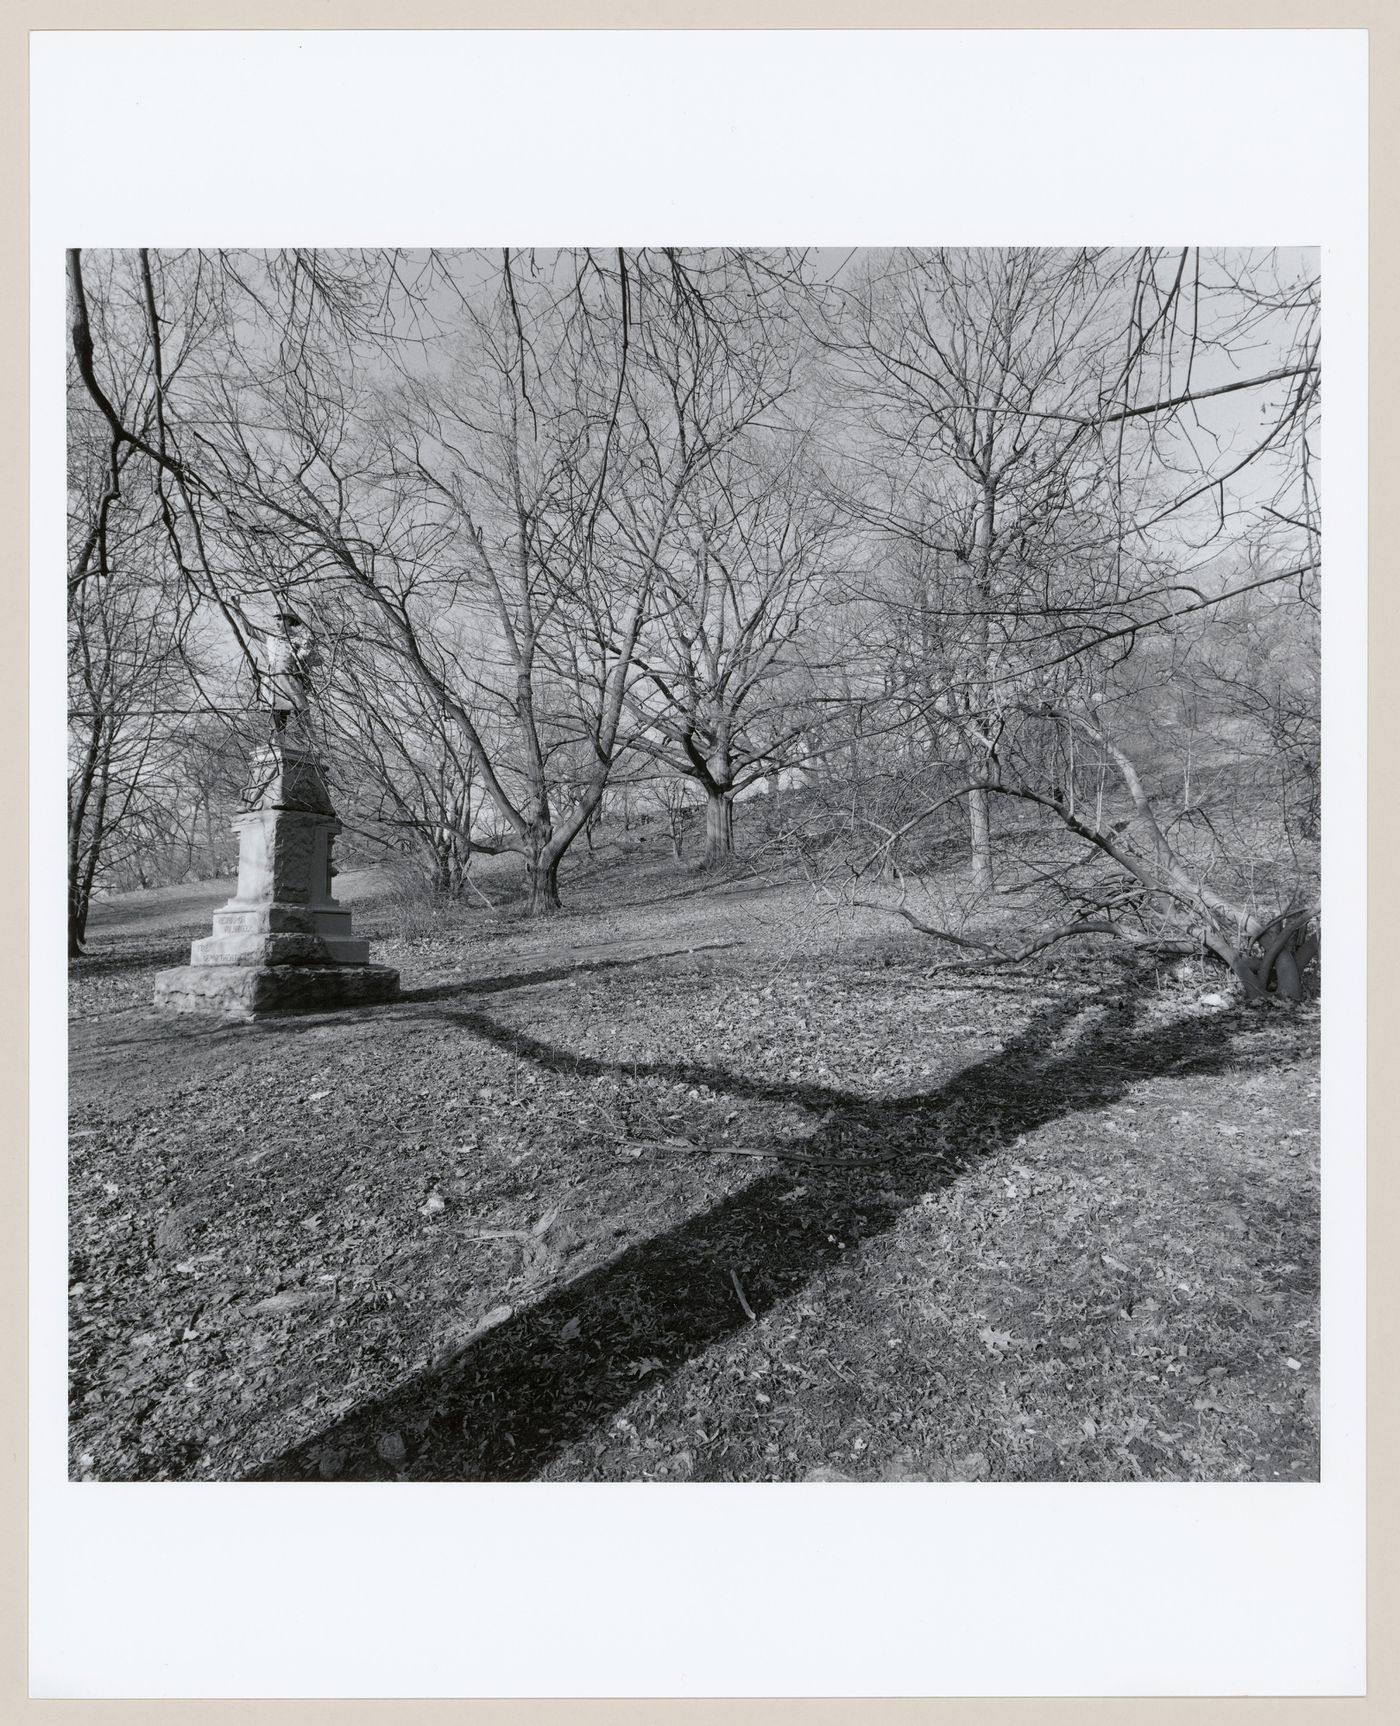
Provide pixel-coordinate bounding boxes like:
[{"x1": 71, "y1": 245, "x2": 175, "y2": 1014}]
[{"x1": 30, "y1": 27, "x2": 1368, "y2": 1699}]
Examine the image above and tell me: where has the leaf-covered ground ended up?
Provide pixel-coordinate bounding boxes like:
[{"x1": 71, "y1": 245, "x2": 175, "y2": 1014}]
[{"x1": 68, "y1": 849, "x2": 1321, "y2": 1482}]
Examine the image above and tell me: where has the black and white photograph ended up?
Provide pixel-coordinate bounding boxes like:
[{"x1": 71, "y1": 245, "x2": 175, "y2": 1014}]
[
  {"x1": 28, "y1": 15, "x2": 1378, "y2": 1705},
  {"x1": 66, "y1": 242, "x2": 1324, "y2": 1486}
]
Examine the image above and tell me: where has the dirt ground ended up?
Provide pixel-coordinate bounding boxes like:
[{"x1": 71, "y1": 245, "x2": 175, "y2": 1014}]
[{"x1": 68, "y1": 847, "x2": 1321, "y2": 1483}]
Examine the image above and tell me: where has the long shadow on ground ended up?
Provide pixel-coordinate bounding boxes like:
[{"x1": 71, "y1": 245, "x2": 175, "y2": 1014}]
[
  {"x1": 249, "y1": 987, "x2": 1296, "y2": 1482},
  {"x1": 399, "y1": 942, "x2": 740, "y2": 1005}
]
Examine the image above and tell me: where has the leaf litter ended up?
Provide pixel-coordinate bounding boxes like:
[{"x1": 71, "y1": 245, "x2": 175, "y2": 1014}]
[{"x1": 69, "y1": 856, "x2": 1320, "y2": 1483}]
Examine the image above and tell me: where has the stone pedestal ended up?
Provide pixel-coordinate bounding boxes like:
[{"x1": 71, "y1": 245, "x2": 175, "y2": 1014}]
[{"x1": 154, "y1": 737, "x2": 399, "y2": 1020}]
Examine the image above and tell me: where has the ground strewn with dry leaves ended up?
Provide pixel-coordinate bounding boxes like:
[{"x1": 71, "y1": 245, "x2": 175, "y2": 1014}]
[{"x1": 68, "y1": 851, "x2": 1320, "y2": 1483}]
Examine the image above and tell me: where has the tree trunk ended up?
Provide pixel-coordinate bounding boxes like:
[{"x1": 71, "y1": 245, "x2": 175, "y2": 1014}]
[
  {"x1": 431, "y1": 846, "x2": 453, "y2": 901},
  {"x1": 68, "y1": 886, "x2": 89, "y2": 958},
  {"x1": 430, "y1": 831, "x2": 471, "y2": 902},
  {"x1": 968, "y1": 786, "x2": 994, "y2": 891},
  {"x1": 526, "y1": 852, "x2": 562, "y2": 914},
  {"x1": 67, "y1": 860, "x2": 90, "y2": 956},
  {"x1": 703, "y1": 790, "x2": 735, "y2": 867},
  {"x1": 68, "y1": 725, "x2": 103, "y2": 959},
  {"x1": 967, "y1": 476, "x2": 997, "y2": 894},
  {"x1": 71, "y1": 774, "x2": 110, "y2": 958},
  {"x1": 1273, "y1": 948, "x2": 1303, "y2": 1002}
]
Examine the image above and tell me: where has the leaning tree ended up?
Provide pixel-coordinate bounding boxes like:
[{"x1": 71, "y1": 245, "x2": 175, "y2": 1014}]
[{"x1": 812, "y1": 247, "x2": 1321, "y2": 993}]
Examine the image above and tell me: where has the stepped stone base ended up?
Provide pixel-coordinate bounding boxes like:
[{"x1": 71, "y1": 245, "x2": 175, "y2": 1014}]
[
  {"x1": 190, "y1": 931, "x2": 372, "y2": 966},
  {"x1": 153, "y1": 734, "x2": 397, "y2": 1022},
  {"x1": 154, "y1": 962, "x2": 401, "y2": 1021}
]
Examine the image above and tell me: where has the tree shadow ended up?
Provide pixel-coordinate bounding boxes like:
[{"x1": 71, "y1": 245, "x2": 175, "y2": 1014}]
[
  {"x1": 398, "y1": 942, "x2": 740, "y2": 1006},
  {"x1": 247, "y1": 984, "x2": 1278, "y2": 1483},
  {"x1": 75, "y1": 946, "x2": 732, "y2": 1057}
]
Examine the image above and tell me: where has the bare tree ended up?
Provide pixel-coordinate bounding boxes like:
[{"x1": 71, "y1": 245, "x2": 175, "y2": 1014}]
[
  {"x1": 66, "y1": 245, "x2": 1320, "y2": 993},
  {"x1": 165, "y1": 248, "x2": 807, "y2": 910},
  {"x1": 631, "y1": 435, "x2": 842, "y2": 865},
  {"x1": 655, "y1": 775, "x2": 700, "y2": 860},
  {"x1": 827, "y1": 247, "x2": 1319, "y2": 891},
  {"x1": 67, "y1": 259, "x2": 213, "y2": 949},
  {"x1": 323, "y1": 635, "x2": 481, "y2": 900}
]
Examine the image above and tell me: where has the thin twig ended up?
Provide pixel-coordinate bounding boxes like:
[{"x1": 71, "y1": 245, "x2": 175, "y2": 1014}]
[
  {"x1": 465, "y1": 873, "x2": 506, "y2": 917},
  {"x1": 729, "y1": 1269, "x2": 757, "y2": 1323}
]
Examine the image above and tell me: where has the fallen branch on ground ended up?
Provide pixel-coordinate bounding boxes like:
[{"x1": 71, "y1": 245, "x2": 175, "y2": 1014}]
[{"x1": 729, "y1": 1269, "x2": 757, "y2": 1322}]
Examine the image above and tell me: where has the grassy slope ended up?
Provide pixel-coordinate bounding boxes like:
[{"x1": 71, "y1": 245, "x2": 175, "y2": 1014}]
[{"x1": 68, "y1": 846, "x2": 1320, "y2": 1482}]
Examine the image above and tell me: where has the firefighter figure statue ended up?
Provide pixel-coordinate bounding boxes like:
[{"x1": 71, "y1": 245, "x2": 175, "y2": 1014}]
[
  {"x1": 153, "y1": 599, "x2": 401, "y2": 1018},
  {"x1": 240, "y1": 606, "x2": 322, "y2": 736}
]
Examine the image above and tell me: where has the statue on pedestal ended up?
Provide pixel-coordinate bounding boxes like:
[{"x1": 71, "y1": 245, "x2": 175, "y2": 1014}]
[
  {"x1": 242, "y1": 607, "x2": 321, "y2": 737},
  {"x1": 153, "y1": 604, "x2": 400, "y2": 1020}
]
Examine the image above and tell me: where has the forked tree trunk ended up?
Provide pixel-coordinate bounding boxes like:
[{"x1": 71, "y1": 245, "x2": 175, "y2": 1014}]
[
  {"x1": 1209, "y1": 915, "x2": 1315, "y2": 1002},
  {"x1": 703, "y1": 790, "x2": 735, "y2": 867}
]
